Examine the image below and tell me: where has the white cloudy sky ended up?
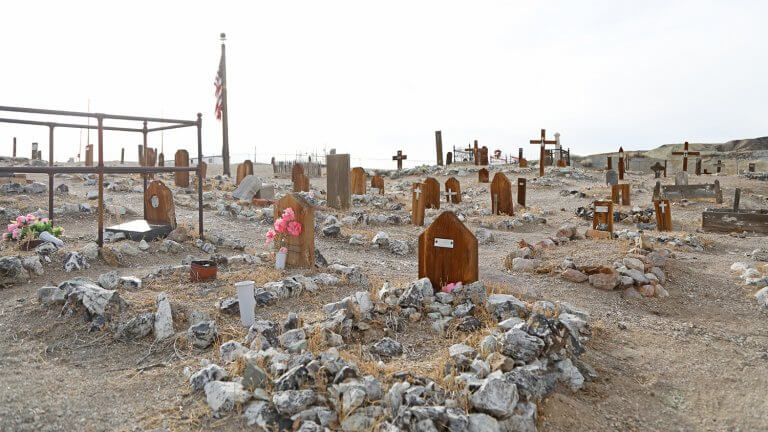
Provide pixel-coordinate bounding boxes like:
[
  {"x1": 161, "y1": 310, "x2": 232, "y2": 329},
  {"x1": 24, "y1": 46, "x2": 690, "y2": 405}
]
[{"x1": 1, "y1": 1, "x2": 766, "y2": 168}]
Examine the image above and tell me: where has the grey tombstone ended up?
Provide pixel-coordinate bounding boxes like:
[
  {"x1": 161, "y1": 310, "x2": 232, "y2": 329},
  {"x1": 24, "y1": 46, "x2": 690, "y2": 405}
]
[
  {"x1": 675, "y1": 171, "x2": 688, "y2": 186},
  {"x1": 232, "y1": 175, "x2": 263, "y2": 201},
  {"x1": 257, "y1": 183, "x2": 275, "y2": 200},
  {"x1": 605, "y1": 169, "x2": 618, "y2": 186},
  {"x1": 327, "y1": 154, "x2": 351, "y2": 210}
]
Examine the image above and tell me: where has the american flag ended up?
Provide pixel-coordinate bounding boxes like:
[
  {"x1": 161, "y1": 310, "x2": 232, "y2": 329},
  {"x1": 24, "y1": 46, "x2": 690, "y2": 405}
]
[{"x1": 214, "y1": 52, "x2": 224, "y2": 120}]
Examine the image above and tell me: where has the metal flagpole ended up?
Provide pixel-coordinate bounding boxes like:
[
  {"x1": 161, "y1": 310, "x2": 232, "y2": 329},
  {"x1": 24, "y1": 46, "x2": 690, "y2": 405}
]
[{"x1": 220, "y1": 33, "x2": 231, "y2": 176}]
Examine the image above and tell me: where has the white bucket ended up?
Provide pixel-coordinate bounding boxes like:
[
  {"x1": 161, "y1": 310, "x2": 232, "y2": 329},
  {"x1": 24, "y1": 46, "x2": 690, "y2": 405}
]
[
  {"x1": 275, "y1": 250, "x2": 287, "y2": 270},
  {"x1": 235, "y1": 280, "x2": 256, "y2": 327},
  {"x1": 39, "y1": 231, "x2": 64, "y2": 247}
]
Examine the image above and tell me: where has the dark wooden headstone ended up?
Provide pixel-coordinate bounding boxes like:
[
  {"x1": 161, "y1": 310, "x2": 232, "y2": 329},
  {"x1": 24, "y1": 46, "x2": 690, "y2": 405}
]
[
  {"x1": 120, "y1": 148, "x2": 124, "y2": 164},
  {"x1": 618, "y1": 147, "x2": 625, "y2": 180},
  {"x1": 292, "y1": 163, "x2": 305, "y2": 184},
  {"x1": 144, "y1": 180, "x2": 177, "y2": 229},
  {"x1": 422, "y1": 177, "x2": 441, "y2": 209},
  {"x1": 446, "y1": 152, "x2": 452, "y2": 165},
  {"x1": 480, "y1": 146, "x2": 489, "y2": 166},
  {"x1": 654, "y1": 199, "x2": 672, "y2": 231},
  {"x1": 611, "y1": 184, "x2": 630, "y2": 206},
  {"x1": 517, "y1": 177, "x2": 526, "y2": 207},
  {"x1": 158, "y1": 153, "x2": 165, "y2": 167},
  {"x1": 606, "y1": 156, "x2": 612, "y2": 170},
  {"x1": 749, "y1": 163, "x2": 756, "y2": 173},
  {"x1": 85, "y1": 145, "x2": 94, "y2": 167},
  {"x1": 145, "y1": 148, "x2": 157, "y2": 167},
  {"x1": 651, "y1": 162, "x2": 665, "y2": 178},
  {"x1": 236, "y1": 160, "x2": 254, "y2": 185},
  {"x1": 733, "y1": 188, "x2": 741, "y2": 212},
  {"x1": 490, "y1": 172, "x2": 514, "y2": 216},
  {"x1": 371, "y1": 175, "x2": 385, "y2": 195},
  {"x1": 412, "y1": 183, "x2": 425, "y2": 226},
  {"x1": 478, "y1": 168, "x2": 489, "y2": 183},
  {"x1": 274, "y1": 194, "x2": 315, "y2": 269},
  {"x1": 350, "y1": 167, "x2": 367, "y2": 195},
  {"x1": 418, "y1": 211, "x2": 478, "y2": 290},
  {"x1": 293, "y1": 173, "x2": 309, "y2": 193},
  {"x1": 663, "y1": 160, "x2": 668, "y2": 177},
  {"x1": 31, "y1": 143, "x2": 38, "y2": 160},
  {"x1": 473, "y1": 140, "x2": 479, "y2": 166},
  {"x1": 695, "y1": 158, "x2": 702, "y2": 176},
  {"x1": 174, "y1": 149, "x2": 190, "y2": 187},
  {"x1": 327, "y1": 154, "x2": 350, "y2": 210},
  {"x1": 444, "y1": 177, "x2": 461, "y2": 204}
]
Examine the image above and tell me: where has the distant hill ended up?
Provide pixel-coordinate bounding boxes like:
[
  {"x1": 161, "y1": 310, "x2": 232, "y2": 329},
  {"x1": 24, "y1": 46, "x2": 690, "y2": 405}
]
[{"x1": 716, "y1": 137, "x2": 768, "y2": 152}]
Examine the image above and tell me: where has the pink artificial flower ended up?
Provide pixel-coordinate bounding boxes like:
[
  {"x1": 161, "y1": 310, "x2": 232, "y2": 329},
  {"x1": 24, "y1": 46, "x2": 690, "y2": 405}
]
[
  {"x1": 265, "y1": 229, "x2": 276, "y2": 244},
  {"x1": 25, "y1": 214, "x2": 36, "y2": 221},
  {"x1": 41, "y1": 218, "x2": 49, "y2": 223},
  {"x1": 16, "y1": 216, "x2": 25, "y2": 225},
  {"x1": 278, "y1": 246, "x2": 288, "y2": 253},
  {"x1": 274, "y1": 217, "x2": 288, "y2": 234},
  {"x1": 287, "y1": 221, "x2": 302, "y2": 237},
  {"x1": 11, "y1": 228, "x2": 21, "y2": 240},
  {"x1": 442, "y1": 283, "x2": 456, "y2": 293},
  {"x1": 7, "y1": 223, "x2": 17, "y2": 233},
  {"x1": 282, "y1": 207, "x2": 295, "y2": 222}
]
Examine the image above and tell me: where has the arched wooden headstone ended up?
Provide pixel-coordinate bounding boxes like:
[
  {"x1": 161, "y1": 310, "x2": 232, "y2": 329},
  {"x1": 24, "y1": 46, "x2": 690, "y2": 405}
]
[
  {"x1": 478, "y1": 168, "x2": 489, "y2": 183},
  {"x1": 444, "y1": 177, "x2": 461, "y2": 204},
  {"x1": 292, "y1": 163, "x2": 305, "y2": 184},
  {"x1": 175, "y1": 150, "x2": 190, "y2": 187},
  {"x1": 418, "y1": 211, "x2": 478, "y2": 290},
  {"x1": 611, "y1": 184, "x2": 630, "y2": 206},
  {"x1": 236, "y1": 160, "x2": 254, "y2": 185},
  {"x1": 654, "y1": 199, "x2": 672, "y2": 231},
  {"x1": 371, "y1": 175, "x2": 385, "y2": 194},
  {"x1": 412, "y1": 183, "x2": 425, "y2": 226},
  {"x1": 350, "y1": 167, "x2": 367, "y2": 195},
  {"x1": 198, "y1": 161, "x2": 208, "y2": 179},
  {"x1": 480, "y1": 147, "x2": 489, "y2": 165},
  {"x1": 490, "y1": 172, "x2": 514, "y2": 216},
  {"x1": 273, "y1": 194, "x2": 315, "y2": 269},
  {"x1": 293, "y1": 173, "x2": 309, "y2": 193},
  {"x1": 144, "y1": 180, "x2": 177, "y2": 229},
  {"x1": 145, "y1": 148, "x2": 157, "y2": 167},
  {"x1": 517, "y1": 178, "x2": 526, "y2": 207},
  {"x1": 158, "y1": 153, "x2": 165, "y2": 167},
  {"x1": 422, "y1": 177, "x2": 440, "y2": 209},
  {"x1": 327, "y1": 154, "x2": 350, "y2": 210},
  {"x1": 446, "y1": 152, "x2": 453, "y2": 165}
]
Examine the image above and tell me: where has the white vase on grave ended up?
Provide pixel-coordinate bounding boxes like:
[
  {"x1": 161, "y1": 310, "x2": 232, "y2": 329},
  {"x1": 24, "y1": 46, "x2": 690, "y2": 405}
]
[
  {"x1": 275, "y1": 249, "x2": 287, "y2": 270},
  {"x1": 38, "y1": 231, "x2": 64, "y2": 247},
  {"x1": 235, "y1": 280, "x2": 256, "y2": 327}
]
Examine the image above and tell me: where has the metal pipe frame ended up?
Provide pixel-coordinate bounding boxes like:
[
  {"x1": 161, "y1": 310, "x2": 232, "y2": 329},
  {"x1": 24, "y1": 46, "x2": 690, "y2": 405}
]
[{"x1": 0, "y1": 106, "x2": 204, "y2": 247}]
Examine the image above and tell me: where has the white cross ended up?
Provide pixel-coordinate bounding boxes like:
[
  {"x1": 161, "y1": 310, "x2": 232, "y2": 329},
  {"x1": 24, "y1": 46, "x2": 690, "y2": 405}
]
[
  {"x1": 413, "y1": 187, "x2": 422, "y2": 199},
  {"x1": 659, "y1": 201, "x2": 667, "y2": 213},
  {"x1": 444, "y1": 189, "x2": 457, "y2": 202}
]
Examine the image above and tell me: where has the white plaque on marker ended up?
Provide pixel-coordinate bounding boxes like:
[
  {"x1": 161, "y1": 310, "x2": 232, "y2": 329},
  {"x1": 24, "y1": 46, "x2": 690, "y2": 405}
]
[
  {"x1": 434, "y1": 238, "x2": 454, "y2": 248},
  {"x1": 595, "y1": 206, "x2": 609, "y2": 213}
]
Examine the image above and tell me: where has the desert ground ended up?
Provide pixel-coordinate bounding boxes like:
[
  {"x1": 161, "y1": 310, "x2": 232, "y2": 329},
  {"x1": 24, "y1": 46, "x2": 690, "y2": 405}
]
[{"x1": 1, "y1": 158, "x2": 767, "y2": 432}]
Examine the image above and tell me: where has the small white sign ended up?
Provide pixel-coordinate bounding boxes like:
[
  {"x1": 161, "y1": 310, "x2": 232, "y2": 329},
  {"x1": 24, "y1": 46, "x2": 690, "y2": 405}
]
[
  {"x1": 595, "y1": 205, "x2": 609, "y2": 213},
  {"x1": 518, "y1": 180, "x2": 525, "y2": 185},
  {"x1": 434, "y1": 238, "x2": 454, "y2": 248}
]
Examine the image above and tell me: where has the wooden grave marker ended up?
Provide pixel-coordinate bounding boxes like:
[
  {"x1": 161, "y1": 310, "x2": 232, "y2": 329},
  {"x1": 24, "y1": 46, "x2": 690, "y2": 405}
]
[
  {"x1": 478, "y1": 168, "x2": 489, "y2": 183},
  {"x1": 145, "y1": 148, "x2": 157, "y2": 166},
  {"x1": 479, "y1": 146, "x2": 489, "y2": 165},
  {"x1": 664, "y1": 160, "x2": 668, "y2": 177},
  {"x1": 371, "y1": 175, "x2": 385, "y2": 194},
  {"x1": 748, "y1": 163, "x2": 756, "y2": 173},
  {"x1": 517, "y1": 177, "x2": 526, "y2": 207},
  {"x1": 327, "y1": 154, "x2": 350, "y2": 210},
  {"x1": 31, "y1": 143, "x2": 38, "y2": 160},
  {"x1": 159, "y1": 152, "x2": 166, "y2": 167},
  {"x1": 435, "y1": 130, "x2": 444, "y2": 166},
  {"x1": 85, "y1": 144, "x2": 94, "y2": 166},
  {"x1": 418, "y1": 211, "x2": 478, "y2": 290},
  {"x1": 446, "y1": 152, "x2": 452, "y2": 165},
  {"x1": 654, "y1": 199, "x2": 672, "y2": 231},
  {"x1": 653, "y1": 180, "x2": 723, "y2": 204},
  {"x1": 529, "y1": 129, "x2": 557, "y2": 176},
  {"x1": 236, "y1": 160, "x2": 254, "y2": 185},
  {"x1": 392, "y1": 150, "x2": 407, "y2": 171},
  {"x1": 490, "y1": 172, "x2": 514, "y2": 216},
  {"x1": 618, "y1": 147, "x2": 625, "y2": 180},
  {"x1": 293, "y1": 173, "x2": 310, "y2": 192},
  {"x1": 411, "y1": 183, "x2": 425, "y2": 226},
  {"x1": 273, "y1": 194, "x2": 315, "y2": 269},
  {"x1": 174, "y1": 149, "x2": 190, "y2": 187},
  {"x1": 695, "y1": 158, "x2": 702, "y2": 176},
  {"x1": 350, "y1": 167, "x2": 367, "y2": 195},
  {"x1": 606, "y1": 156, "x2": 613, "y2": 170},
  {"x1": 650, "y1": 162, "x2": 665, "y2": 178},
  {"x1": 671, "y1": 141, "x2": 700, "y2": 172},
  {"x1": 198, "y1": 161, "x2": 208, "y2": 179},
  {"x1": 12, "y1": 137, "x2": 16, "y2": 158},
  {"x1": 144, "y1": 180, "x2": 177, "y2": 228},
  {"x1": 473, "y1": 140, "x2": 479, "y2": 165},
  {"x1": 444, "y1": 177, "x2": 461, "y2": 204},
  {"x1": 588, "y1": 200, "x2": 614, "y2": 239},
  {"x1": 518, "y1": 148, "x2": 528, "y2": 168},
  {"x1": 611, "y1": 183, "x2": 630, "y2": 206},
  {"x1": 715, "y1": 160, "x2": 724, "y2": 174},
  {"x1": 422, "y1": 177, "x2": 441, "y2": 209},
  {"x1": 292, "y1": 163, "x2": 305, "y2": 184}
]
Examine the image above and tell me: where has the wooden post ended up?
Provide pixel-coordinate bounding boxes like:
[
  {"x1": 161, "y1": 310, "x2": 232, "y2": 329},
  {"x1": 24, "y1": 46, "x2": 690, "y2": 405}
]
[
  {"x1": 517, "y1": 177, "x2": 526, "y2": 207},
  {"x1": 607, "y1": 156, "x2": 612, "y2": 170},
  {"x1": 473, "y1": 140, "x2": 479, "y2": 166},
  {"x1": 733, "y1": 188, "x2": 741, "y2": 212},
  {"x1": 411, "y1": 183, "x2": 425, "y2": 226},
  {"x1": 12, "y1": 137, "x2": 16, "y2": 158},
  {"x1": 664, "y1": 160, "x2": 667, "y2": 177},
  {"x1": 120, "y1": 148, "x2": 125, "y2": 164},
  {"x1": 435, "y1": 130, "x2": 443, "y2": 166},
  {"x1": 618, "y1": 147, "x2": 625, "y2": 180}
]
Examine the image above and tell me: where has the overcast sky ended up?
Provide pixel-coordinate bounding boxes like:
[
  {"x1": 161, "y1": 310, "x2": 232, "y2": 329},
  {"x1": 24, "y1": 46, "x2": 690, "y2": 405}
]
[{"x1": 1, "y1": 1, "x2": 766, "y2": 168}]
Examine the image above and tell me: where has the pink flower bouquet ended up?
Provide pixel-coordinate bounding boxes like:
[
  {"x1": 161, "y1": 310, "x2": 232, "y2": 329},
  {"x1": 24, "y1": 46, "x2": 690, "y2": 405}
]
[
  {"x1": 266, "y1": 207, "x2": 303, "y2": 253},
  {"x1": 2, "y1": 213, "x2": 62, "y2": 242}
]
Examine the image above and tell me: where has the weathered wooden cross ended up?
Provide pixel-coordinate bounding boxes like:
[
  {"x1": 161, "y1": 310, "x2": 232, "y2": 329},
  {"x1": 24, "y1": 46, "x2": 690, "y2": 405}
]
[
  {"x1": 650, "y1": 162, "x2": 665, "y2": 179},
  {"x1": 411, "y1": 183, "x2": 425, "y2": 226},
  {"x1": 392, "y1": 150, "x2": 407, "y2": 171},
  {"x1": 654, "y1": 199, "x2": 672, "y2": 231},
  {"x1": 671, "y1": 142, "x2": 700, "y2": 172},
  {"x1": 529, "y1": 129, "x2": 557, "y2": 177}
]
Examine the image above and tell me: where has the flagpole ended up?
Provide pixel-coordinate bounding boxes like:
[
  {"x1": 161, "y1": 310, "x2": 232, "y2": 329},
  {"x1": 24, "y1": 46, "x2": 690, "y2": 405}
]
[{"x1": 220, "y1": 33, "x2": 231, "y2": 176}]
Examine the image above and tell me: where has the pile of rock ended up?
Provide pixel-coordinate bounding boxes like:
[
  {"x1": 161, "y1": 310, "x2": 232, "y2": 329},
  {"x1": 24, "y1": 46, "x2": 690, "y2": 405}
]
[
  {"x1": 503, "y1": 225, "x2": 581, "y2": 272},
  {"x1": 730, "y1": 262, "x2": 768, "y2": 308},
  {"x1": 190, "y1": 277, "x2": 593, "y2": 431},
  {"x1": 561, "y1": 237, "x2": 672, "y2": 299}
]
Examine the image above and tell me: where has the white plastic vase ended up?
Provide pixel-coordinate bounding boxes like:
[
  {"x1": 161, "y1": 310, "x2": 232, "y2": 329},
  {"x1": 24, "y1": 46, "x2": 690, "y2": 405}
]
[
  {"x1": 38, "y1": 231, "x2": 64, "y2": 247},
  {"x1": 235, "y1": 280, "x2": 256, "y2": 327},
  {"x1": 275, "y1": 250, "x2": 287, "y2": 270}
]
